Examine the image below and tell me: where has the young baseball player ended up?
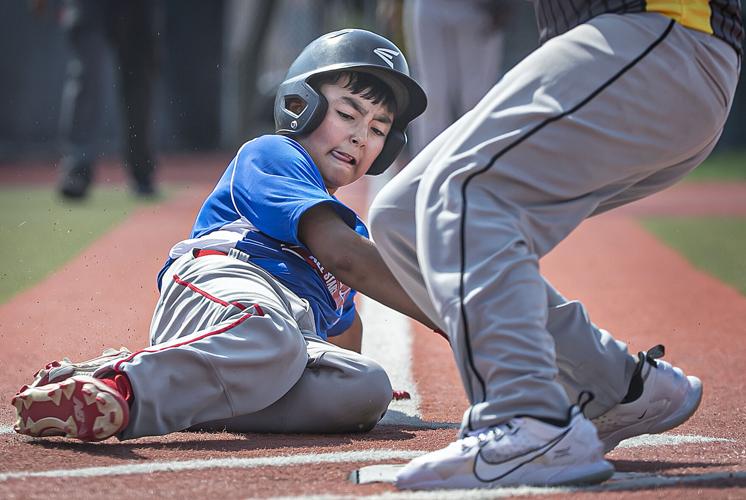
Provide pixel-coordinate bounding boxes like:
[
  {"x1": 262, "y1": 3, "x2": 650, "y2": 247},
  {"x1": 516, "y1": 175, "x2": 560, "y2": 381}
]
[
  {"x1": 11, "y1": 29, "x2": 434, "y2": 441},
  {"x1": 369, "y1": 0, "x2": 742, "y2": 490}
]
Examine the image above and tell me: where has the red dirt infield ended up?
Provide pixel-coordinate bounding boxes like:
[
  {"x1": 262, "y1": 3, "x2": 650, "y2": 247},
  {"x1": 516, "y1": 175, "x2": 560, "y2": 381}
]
[{"x1": 1, "y1": 156, "x2": 745, "y2": 498}]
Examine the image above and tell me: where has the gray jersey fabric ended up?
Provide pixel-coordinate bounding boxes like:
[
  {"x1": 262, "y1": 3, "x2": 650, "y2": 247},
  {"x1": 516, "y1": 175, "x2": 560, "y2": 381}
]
[
  {"x1": 369, "y1": 12, "x2": 740, "y2": 431},
  {"x1": 533, "y1": 0, "x2": 743, "y2": 56},
  {"x1": 116, "y1": 249, "x2": 392, "y2": 439}
]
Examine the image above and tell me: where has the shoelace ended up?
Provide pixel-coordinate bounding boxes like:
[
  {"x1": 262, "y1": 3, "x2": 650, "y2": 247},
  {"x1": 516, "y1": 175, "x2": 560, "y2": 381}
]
[
  {"x1": 459, "y1": 420, "x2": 519, "y2": 452},
  {"x1": 456, "y1": 391, "x2": 597, "y2": 454}
]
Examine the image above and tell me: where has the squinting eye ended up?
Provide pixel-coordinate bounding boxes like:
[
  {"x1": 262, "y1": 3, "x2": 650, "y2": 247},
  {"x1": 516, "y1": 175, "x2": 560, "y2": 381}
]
[
  {"x1": 337, "y1": 111, "x2": 353, "y2": 120},
  {"x1": 372, "y1": 127, "x2": 386, "y2": 137}
]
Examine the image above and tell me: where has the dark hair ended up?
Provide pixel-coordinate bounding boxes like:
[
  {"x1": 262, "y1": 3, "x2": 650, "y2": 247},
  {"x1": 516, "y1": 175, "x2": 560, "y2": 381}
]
[{"x1": 310, "y1": 70, "x2": 398, "y2": 115}]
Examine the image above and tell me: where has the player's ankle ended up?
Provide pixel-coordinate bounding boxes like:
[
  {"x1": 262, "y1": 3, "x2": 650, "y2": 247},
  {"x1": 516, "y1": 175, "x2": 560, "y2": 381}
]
[{"x1": 100, "y1": 373, "x2": 135, "y2": 406}]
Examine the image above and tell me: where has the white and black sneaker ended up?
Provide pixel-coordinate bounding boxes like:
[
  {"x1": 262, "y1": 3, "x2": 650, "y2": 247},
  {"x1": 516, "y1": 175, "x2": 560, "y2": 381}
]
[
  {"x1": 395, "y1": 402, "x2": 614, "y2": 490},
  {"x1": 592, "y1": 344, "x2": 703, "y2": 453}
]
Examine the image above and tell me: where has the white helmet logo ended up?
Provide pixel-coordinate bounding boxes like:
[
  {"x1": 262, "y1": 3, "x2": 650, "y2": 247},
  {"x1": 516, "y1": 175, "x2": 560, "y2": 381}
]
[{"x1": 373, "y1": 48, "x2": 400, "y2": 69}]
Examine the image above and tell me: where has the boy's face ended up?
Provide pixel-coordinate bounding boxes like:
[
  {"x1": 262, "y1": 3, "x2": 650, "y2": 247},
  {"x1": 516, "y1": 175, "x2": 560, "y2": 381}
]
[{"x1": 298, "y1": 80, "x2": 394, "y2": 194}]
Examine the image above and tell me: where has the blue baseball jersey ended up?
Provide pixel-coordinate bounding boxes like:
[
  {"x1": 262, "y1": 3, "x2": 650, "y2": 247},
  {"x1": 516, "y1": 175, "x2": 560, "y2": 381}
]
[{"x1": 157, "y1": 134, "x2": 367, "y2": 339}]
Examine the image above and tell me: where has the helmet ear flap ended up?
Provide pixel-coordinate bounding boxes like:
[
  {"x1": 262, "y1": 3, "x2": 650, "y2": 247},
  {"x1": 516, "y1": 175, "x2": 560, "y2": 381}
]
[
  {"x1": 303, "y1": 92, "x2": 328, "y2": 135},
  {"x1": 368, "y1": 127, "x2": 406, "y2": 176},
  {"x1": 275, "y1": 81, "x2": 329, "y2": 136}
]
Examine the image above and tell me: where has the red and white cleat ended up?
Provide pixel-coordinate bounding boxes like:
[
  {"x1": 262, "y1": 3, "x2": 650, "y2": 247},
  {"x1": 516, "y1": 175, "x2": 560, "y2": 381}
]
[
  {"x1": 12, "y1": 375, "x2": 129, "y2": 442},
  {"x1": 29, "y1": 347, "x2": 132, "y2": 387}
]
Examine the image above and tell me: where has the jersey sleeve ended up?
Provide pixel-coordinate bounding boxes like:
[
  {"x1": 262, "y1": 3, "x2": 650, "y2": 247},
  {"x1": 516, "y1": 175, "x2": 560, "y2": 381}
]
[
  {"x1": 326, "y1": 289, "x2": 357, "y2": 337},
  {"x1": 229, "y1": 135, "x2": 357, "y2": 245}
]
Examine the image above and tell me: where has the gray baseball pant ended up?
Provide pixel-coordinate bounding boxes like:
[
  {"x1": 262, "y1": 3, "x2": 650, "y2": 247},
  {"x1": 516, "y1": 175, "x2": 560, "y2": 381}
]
[
  {"x1": 369, "y1": 13, "x2": 739, "y2": 431},
  {"x1": 117, "y1": 249, "x2": 392, "y2": 439},
  {"x1": 403, "y1": 0, "x2": 506, "y2": 155}
]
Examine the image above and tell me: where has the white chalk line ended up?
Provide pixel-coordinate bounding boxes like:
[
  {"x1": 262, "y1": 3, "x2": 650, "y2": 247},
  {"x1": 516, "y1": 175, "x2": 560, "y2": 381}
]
[
  {"x1": 615, "y1": 433, "x2": 732, "y2": 449},
  {"x1": 0, "y1": 449, "x2": 424, "y2": 482},
  {"x1": 270, "y1": 470, "x2": 746, "y2": 499},
  {"x1": 0, "y1": 431, "x2": 733, "y2": 482},
  {"x1": 360, "y1": 172, "x2": 424, "y2": 428},
  {"x1": 360, "y1": 295, "x2": 423, "y2": 427}
]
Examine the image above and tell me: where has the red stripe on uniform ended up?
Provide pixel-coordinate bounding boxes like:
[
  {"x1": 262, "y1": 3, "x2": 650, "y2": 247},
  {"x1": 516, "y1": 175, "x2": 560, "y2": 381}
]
[
  {"x1": 112, "y1": 274, "x2": 268, "y2": 371},
  {"x1": 193, "y1": 249, "x2": 228, "y2": 258},
  {"x1": 172, "y1": 274, "x2": 247, "y2": 311},
  {"x1": 113, "y1": 309, "x2": 263, "y2": 372}
]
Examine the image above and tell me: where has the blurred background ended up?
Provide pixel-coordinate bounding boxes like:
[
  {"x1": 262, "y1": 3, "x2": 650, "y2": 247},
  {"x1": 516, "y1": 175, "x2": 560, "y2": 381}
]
[
  {"x1": 3, "y1": 0, "x2": 740, "y2": 167},
  {"x1": 0, "y1": 1, "x2": 744, "y2": 314}
]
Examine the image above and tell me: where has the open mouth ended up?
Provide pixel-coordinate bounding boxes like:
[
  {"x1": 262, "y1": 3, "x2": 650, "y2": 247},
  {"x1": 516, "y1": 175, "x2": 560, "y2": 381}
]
[{"x1": 331, "y1": 150, "x2": 357, "y2": 166}]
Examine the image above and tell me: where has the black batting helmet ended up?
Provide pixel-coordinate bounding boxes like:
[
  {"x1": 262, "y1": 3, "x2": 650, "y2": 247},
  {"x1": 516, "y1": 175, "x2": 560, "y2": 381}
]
[{"x1": 274, "y1": 29, "x2": 427, "y2": 175}]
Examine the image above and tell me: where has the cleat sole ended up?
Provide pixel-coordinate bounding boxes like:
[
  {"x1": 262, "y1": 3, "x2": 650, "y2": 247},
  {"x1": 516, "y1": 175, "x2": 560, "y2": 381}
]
[{"x1": 11, "y1": 375, "x2": 128, "y2": 442}]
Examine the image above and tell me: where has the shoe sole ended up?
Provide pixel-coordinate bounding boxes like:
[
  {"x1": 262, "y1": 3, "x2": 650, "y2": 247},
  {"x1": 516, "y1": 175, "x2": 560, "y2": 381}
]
[
  {"x1": 12, "y1": 376, "x2": 129, "y2": 442},
  {"x1": 542, "y1": 459, "x2": 615, "y2": 486},
  {"x1": 601, "y1": 375, "x2": 703, "y2": 453},
  {"x1": 396, "y1": 459, "x2": 614, "y2": 490}
]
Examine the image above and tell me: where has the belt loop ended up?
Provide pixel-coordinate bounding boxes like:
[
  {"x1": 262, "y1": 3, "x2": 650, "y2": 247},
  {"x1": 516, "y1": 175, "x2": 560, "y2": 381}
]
[{"x1": 228, "y1": 248, "x2": 252, "y2": 263}]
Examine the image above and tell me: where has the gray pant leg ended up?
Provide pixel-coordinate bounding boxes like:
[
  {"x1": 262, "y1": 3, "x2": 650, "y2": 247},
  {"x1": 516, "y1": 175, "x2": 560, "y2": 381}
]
[
  {"x1": 372, "y1": 129, "x2": 634, "y2": 420},
  {"x1": 547, "y1": 93, "x2": 725, "y2": 419},
  {"x1": 108, "y1": 0, "x2": 158, "y2": 187},
  {"x1": 370, "y1": 129, "x2": 455, "y2": 331},
  {"x1": 452, "y1": 9, "x2": 504, "y2": 116},
  {"x1": 59, "y1": 0, "x2": 107, "y2": 181},
  {"x1": 371, "y1": 131, "x2": 721, "y2": 422},
  {"x1": 403, "y1": 0, "x2": 505, "y2": 156},
  {"x1": 592, "y1": 134, "x2": 722, "y2": 217},
  {"x1": 403, "y1": 0, "x2": 451, "y2": 155},
  {"x1": 544, "y1": 279, "x2": 636, "y2": 418},
  {"x1": 372, "y1": 123, "x2": 635, "y2": 420},
  {"x1": 372, "y1": 140, "x2": 724, "y2": 423},
  {"x1": 374, "y1": 14, "x2": 738, "y2": 431},
  {"x1": 119, "y1": 253, "x2": 309, "y2": 439},
  {"x1": 548, "y1": 56, "x2": 726, "y2": 419},
  {"x1": 193, "y1": 335, "x2": 393, "y2": 434}
]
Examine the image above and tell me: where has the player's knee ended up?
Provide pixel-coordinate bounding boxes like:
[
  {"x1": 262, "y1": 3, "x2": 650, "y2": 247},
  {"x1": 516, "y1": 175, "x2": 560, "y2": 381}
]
[
  {"x1": 327, "y1": 353, "x2": 393, "y2": 432},
  {"x1": 357, "y1": 359, "x2": 393, "y2": 429}
]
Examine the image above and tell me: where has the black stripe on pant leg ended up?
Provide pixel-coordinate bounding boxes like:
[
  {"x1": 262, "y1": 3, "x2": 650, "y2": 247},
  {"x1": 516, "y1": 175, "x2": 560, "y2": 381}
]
[{"x1": 459, "y1": 19, "x2": 676, "y2": 431}]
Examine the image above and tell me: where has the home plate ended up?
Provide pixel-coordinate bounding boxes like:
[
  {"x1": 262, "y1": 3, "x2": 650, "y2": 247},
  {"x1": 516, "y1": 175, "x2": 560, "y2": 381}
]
[{"x1": 350, "y1": 464, "x2": 404, "y2": 484}]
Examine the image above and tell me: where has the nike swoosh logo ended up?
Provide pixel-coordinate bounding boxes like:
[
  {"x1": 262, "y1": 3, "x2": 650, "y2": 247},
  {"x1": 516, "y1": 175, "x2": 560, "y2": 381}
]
[
  {"x1": 637, "y1": 409, "x2": 648, "y2": 420},
  {"x1": 473, "y1": 428, "x2": 570, "y2": 482}
]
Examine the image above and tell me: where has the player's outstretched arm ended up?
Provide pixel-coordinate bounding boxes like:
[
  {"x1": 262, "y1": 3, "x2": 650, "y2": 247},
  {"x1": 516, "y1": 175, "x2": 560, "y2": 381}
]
[{"x1": 299, "y1": 203, "x2": 438, "y2": 331}]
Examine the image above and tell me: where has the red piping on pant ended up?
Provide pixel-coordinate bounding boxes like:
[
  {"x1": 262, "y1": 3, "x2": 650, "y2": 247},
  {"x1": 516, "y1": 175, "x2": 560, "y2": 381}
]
[
  {"x1": 113, "y1": 275, "x2": 266, "y2": 371},
  {"x1": 113, "y1": 310, "x2": 260, "y2": 372},
  {"x1": 172, "y1": 273, "x2": 248, "y2": 311}
]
